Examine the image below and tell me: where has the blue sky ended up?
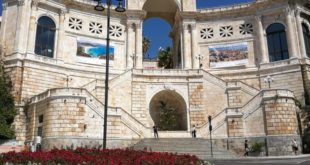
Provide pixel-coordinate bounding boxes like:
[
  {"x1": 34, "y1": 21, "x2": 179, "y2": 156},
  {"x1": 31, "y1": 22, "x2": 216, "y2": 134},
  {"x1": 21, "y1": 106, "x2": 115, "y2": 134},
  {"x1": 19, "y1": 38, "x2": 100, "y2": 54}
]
[
  {"x1": 0, "y1": 0, "x2": 255, "y2": 58},
  {"x1": 144, "y1": 0, "x2": 255, "y2": 58}
]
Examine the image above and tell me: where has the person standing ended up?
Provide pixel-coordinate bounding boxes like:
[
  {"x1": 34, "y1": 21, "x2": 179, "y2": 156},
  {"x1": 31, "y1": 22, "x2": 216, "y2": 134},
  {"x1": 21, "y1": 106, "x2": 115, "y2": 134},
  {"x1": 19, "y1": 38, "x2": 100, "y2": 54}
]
[
  {"x1": 153, "y1": 125, "x2": 158, "y2": 138},
  {"x1": 292, "y1": 139, "x2": 298, "y2": 155},
  {"x1": 244, "y1": 139, "x2": 249, "y2": 156},
  {"x1": 191, "y1": 125, "x2": 196, "y2": 138}
]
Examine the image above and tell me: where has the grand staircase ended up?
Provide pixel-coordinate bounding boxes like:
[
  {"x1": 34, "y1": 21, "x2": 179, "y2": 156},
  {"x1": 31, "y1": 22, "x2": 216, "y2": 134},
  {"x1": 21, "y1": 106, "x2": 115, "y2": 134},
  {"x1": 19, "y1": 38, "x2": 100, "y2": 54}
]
[{"x1": 132, "y1": 138, "x2": 237, "y2": 160}]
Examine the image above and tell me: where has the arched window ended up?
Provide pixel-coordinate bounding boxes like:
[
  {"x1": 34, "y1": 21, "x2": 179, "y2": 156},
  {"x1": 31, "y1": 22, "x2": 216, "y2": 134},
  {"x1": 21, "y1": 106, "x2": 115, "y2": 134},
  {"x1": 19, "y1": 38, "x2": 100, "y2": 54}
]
[
  {"x1": 35, "y1": 16, "x2": 56, "y2": 58},
  {"x1": 302, "y1": 23, "x2": 310, "y2": 57},
  {"x1": 266, "y1": 23, "x2": 289, "y2": 62}
]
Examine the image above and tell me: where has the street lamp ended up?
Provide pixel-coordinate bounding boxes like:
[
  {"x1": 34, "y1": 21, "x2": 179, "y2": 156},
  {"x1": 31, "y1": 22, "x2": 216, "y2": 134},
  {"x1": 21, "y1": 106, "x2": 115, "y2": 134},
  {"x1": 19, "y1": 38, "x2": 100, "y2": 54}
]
[
  {"x1": 93, "y1": 0, "x2": 125, "y2": 149},
  {"x1": 195, "y1": 54, "x2": 204, "y2": 69},
  {"x1": 264, "y1": 75, "x2": 273, "y2": 89}
]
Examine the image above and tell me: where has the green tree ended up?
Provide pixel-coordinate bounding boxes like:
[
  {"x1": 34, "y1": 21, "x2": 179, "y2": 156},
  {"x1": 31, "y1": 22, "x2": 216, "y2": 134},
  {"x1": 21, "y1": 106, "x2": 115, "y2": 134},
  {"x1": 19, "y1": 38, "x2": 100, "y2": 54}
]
[
  {"x1": 158, "y1": 101, "x2": 177, "y2": 130},
  {"x1": 157, "y1": 47, "x2": 173, "y2": 69},
  {"x1": 143, "y1": 36, "x2": 151, "y2": 58},
  {"x1": 0, "y1": 63, "x2": 16, "y2": 139}
]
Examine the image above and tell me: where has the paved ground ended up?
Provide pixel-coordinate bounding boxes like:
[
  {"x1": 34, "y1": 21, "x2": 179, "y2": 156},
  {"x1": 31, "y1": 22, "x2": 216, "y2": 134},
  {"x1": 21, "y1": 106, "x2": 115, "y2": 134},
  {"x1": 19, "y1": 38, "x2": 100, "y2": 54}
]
[{"x1": 208, "y1": 155, "x2": 310, "y2": 165}]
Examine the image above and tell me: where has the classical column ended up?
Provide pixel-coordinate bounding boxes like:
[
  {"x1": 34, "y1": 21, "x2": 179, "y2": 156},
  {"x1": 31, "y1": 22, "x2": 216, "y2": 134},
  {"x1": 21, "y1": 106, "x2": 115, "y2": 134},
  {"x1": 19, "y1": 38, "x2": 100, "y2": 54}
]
[
  {"x1": 14, "y1": 0, "x2": 28, "y2": 53},
  {"x1": 182, "y1": 24, "x2": 192, "y2": 69},
  {"x1": 126, "y1": 22, "x2": 135, "y2": 69},
  {"x1": 295, "y1": 10, "x2": 307, "y2": 58},
  {"x1": 285, "y1": 8, "x2": 299, "y2": 59},
  {"x1": 135, "y1": 21, "x2": 143, "y2": 69},
  {"x1": 27, "y1": 1, "x2": 38, "y2": 54},
  {"x1": 0, "y1": 3, "x2": 8, "y2": 58},
  {"x1": 56, "y1": 10, "x2": 66, "y2": 61},
  {"x1": 190, "y1": 24, "x2": 199, "y2": 69},
  {"x1": 255, "y1": 15, "x2": 268, "y2": 63}
]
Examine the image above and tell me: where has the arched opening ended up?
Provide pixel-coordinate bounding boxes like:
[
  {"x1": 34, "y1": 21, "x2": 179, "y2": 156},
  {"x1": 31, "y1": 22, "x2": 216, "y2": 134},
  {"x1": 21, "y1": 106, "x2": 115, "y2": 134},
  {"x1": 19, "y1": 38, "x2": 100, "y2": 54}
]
[
  {"x1": 142, "y1": 0, "x2": 181, "y2": 69},
  {"x1": 35, "y1": 16, "x2": 56, "y2": 58},
  {"x1": 143, "y1": 18, "x2": 172, "y2": 68},
  {"x1": 302, "y1": 23, "x2": 310, "y2": 57},
  {"x1": 149, "y1": 90, "x2": 187, "y2": 131},
  {"x1": 266, "y1": 23, "x2": 289, "y2": 62}
]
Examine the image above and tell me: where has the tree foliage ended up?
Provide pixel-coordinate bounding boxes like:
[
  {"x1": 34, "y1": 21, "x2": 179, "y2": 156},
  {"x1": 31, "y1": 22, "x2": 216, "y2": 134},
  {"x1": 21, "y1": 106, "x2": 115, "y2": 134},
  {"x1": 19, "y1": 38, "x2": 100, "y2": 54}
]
[
  {"x1": 157, "y1": 47, "x2": 173, "y2": 69},
  {"x1": 158, "y1": 101, "x2": 177, "y2": 130},
  {"x1": 0, "y1": 63, "x2": 16, "y2": 139},
  {"x1": 142, "y1": 36, "x2": 151, "y2": 58}
]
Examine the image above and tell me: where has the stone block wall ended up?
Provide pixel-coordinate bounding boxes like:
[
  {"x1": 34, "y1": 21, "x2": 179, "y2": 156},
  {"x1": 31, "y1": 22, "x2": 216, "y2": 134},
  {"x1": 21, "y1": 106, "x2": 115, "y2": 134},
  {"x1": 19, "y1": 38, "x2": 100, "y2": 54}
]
[
  {"x1": 226, "y1": 88, "x2": 243, "y2": 107},
  {"x1": 131, "y1": 83, "x2": 148, "y2": 125},
  {"x1": 227, "y1": 117, "x2": 244, "y2": 137},
  {"x1": 264, "y1": 98, "x2": 298, "y2": 135},
  {"x1": 189, "y1": 82, "x2": 206, "y2": 125}
]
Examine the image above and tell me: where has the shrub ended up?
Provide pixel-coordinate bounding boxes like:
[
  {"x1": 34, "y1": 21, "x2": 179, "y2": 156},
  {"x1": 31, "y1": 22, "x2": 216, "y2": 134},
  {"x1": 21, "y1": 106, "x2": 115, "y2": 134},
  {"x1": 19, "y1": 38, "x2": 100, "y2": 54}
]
[
  {"x1": 251, "y1": 141, "x2": 264, "y2": 152},
  {"x1": 0, "y1": 148, "x2": 204, "y2": 165}
]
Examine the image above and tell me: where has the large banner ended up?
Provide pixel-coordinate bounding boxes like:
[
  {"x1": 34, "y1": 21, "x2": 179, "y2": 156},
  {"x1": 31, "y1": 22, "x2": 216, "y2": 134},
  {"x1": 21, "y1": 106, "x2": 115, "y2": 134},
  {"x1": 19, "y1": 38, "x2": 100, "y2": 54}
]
[
  {"x1": 76, "y1": 37, "x2": 115, "y2": 60},
  {"x1": 209, "y1": 42, "x2": 248, "y2": 68}
]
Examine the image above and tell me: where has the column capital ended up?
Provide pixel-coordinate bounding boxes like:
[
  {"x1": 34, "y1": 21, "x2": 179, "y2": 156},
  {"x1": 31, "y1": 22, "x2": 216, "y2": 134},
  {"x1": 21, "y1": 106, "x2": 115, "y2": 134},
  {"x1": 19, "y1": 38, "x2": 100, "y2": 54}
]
[
  {"x1": 254, "y1": 15, "x2": 263, "y2": 22},
  {"x1": 2, "y1": 3, "x2": 7, "y2": 10},
  {"x1": 284, "y1": 7, "x2": 294, "y2": 17},
  {"x1": 17, "y1": 0, "x2": 25, "y2": 6},
  {"x1": 31, "y1": 0, "x2": 39, "y2": 10}
]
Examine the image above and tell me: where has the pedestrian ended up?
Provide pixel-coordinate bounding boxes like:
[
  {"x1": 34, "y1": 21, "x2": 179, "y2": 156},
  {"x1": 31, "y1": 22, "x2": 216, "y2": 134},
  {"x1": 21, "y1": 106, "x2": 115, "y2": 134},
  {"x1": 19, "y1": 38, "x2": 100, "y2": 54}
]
[
  {"x1": 153, "y1": 125, "x2": 158, "y2": 138},
  {"x1": 244, "y1": 139, "x2": 249, "y2": 157},
  {"x1": 191, "y1": 125, "x2": 196, "y2": 138},
  {"x1": 291, "y1": 139, "x2": 298, "y2": 155}
]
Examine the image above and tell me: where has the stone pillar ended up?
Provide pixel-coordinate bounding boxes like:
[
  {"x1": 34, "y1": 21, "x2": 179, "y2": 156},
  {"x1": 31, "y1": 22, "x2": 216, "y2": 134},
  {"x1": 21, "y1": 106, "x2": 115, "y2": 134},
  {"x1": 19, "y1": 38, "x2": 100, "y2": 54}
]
[
  {"x1": 27, "y1": 1, "x2": 38, "y2": 54},
  {"x1": 182, "y1": 24, "x2": 192, "y2": 69},
  {"x1": 126, "y1": 22, "x2": 135, "y2": 69},
  {"x1": 56, "y1": 10, "x2": 66, "y2": 61},
  {"x1": 14, "y1": 0, "x2": 28, "y2": 53},
  {"x1": 0, "y1": 3, "x2": 8, "y2": 59},
  {"x1": 255, "y1": 15, "x2": 268, "y2": 63},
  {"x1": 285, "y1": 8, "x2": 299, "y2": 59},
  {"x1": 191, "y1": 24, "x2": 199, "y2": 69},
  {"x1": 135, "y1": 21, "x2": 143, "y2": 69},
  {"x1": 295, "y1": 10, "x2": 307, "y2": 58}
]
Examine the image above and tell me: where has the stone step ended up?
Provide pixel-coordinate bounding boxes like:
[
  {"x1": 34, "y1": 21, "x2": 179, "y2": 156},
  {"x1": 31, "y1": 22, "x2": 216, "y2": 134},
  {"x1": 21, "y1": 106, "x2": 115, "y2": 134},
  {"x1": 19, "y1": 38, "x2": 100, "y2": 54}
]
[{"x1": 132, "y1": 138, "x2": 237, "y2": 160}]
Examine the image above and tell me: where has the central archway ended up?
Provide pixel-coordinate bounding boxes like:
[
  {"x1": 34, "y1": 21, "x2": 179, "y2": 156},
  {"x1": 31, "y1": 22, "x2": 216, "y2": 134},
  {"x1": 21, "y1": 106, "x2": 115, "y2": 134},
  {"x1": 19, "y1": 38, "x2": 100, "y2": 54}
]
[
  {"x1": 142, "y1": 0, "x2": 182, "y2": 68},
  {"x1": 149, "y1": 90, "x2": 187, "y2": 131}
]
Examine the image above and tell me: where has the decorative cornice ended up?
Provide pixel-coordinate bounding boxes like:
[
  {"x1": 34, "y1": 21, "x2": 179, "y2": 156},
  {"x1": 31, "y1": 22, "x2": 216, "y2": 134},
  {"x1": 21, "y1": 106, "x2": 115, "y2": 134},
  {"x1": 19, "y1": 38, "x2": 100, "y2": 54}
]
[{"x1": 125, "y1": 10, "x2": 147, "y2": 20}]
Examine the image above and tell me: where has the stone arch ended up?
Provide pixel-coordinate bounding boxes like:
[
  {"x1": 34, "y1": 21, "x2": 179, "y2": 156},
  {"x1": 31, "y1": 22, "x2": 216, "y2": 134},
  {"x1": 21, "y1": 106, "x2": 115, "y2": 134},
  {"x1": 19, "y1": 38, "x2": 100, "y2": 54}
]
[
  {"x1": 142, "y1": 0, "x2": 182, "y2": 68},
  {"x1": 149, "y1": 90, "x2": 188, "y2": 131}
]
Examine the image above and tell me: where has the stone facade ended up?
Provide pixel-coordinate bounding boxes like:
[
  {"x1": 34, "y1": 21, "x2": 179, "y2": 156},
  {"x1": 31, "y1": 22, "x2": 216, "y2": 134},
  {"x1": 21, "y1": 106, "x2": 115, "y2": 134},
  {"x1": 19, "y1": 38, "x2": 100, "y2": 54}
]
[{"x1": 1, "y1": 0, "x2": 310, "y2": 156}]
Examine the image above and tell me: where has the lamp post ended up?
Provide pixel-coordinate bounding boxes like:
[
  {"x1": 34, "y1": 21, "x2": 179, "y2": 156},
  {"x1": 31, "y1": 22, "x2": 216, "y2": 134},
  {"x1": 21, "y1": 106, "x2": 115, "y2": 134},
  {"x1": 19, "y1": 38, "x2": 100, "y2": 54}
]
[
  {"x1": 264, "y1": 75, "x2": 273, "y2": 89},
  {"x1": 208, "y1": 115, "x2": 213, "y2": 158},
  {"x1": 195, "y1": 54, "x2": 204, "y2": 69},
  {"x1": 94, "y1": 0, "x2": 125, "y2": 149}
]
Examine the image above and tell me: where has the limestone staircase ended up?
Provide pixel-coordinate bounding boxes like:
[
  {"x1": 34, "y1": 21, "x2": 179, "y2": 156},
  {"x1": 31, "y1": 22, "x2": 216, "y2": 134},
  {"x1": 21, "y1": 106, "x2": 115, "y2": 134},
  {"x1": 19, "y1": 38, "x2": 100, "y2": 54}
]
[{"x1": 132, "y1": 138, "x2": 237, "y2": 160}]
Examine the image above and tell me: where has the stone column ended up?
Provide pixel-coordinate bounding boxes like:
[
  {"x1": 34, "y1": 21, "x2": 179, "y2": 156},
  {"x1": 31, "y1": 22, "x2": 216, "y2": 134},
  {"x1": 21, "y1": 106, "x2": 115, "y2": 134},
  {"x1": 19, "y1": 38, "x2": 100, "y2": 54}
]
[
  {"x1": 255, "y1": 15, "x2": 268, "y2": 63},
  {"x1": 191, "y1": 24, "x2": 199, "y2": 69},
  {"x1": 0, "y1": 3, "x2": 8, "y2": 59},
  {"x1": 126, "y1": 22, "x2": 135, "y2": 69},
  {"x1": 14, "y1": 0, "x2": 28, "y2": 53},
  {"x1": 182, "y1": 24, "x2": 192, "y2": 69},
  {"x1": 285, "y1": 8, "x2": 299, "y2": 59},
  {"x1": 56, "y1": 10, "x2": 66, "y2": 61},
  {"x1": 27, "y1": 1, "x2": 38, "y2": 54},
  {"x1": 135, "y1": 21, "x2": 143, "y2": 69},
  {"x1": 295, "y1": 10, "x2": 307, "y2": 58}
]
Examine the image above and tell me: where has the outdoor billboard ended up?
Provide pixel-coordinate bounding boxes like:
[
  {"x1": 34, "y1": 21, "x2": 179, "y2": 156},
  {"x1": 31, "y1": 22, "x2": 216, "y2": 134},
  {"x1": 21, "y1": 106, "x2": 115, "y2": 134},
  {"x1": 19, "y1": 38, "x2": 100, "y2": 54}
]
[
  {"x1": 76, "y1": 37, "x2": 115, "y2": 60},
  {"x1": 209, "y1": 42, "x2": 248, "y2": 68}
]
